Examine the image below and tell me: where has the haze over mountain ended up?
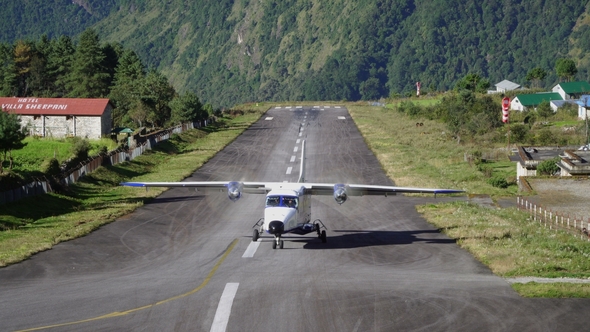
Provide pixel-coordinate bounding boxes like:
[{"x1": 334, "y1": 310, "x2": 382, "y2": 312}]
[{"x1": 1, "y1": 0, "x2": 589, "y2": 107}]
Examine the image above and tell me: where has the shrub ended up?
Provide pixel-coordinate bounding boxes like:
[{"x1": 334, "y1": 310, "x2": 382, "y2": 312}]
[
  {"x1": 70, "y1": 137, "x2": 91, "y2": 160},
  {"x1": 537, "y1": 157, "x2": 560, "y2": 175},
  {"x1": 41, "y1": 158, "x2": 61, "y2": 176},
  {"x1": 487, "y1": 176, "x2": 508, "y2": 188}
]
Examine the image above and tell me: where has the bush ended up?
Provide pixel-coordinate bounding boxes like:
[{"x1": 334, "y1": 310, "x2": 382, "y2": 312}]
[
  {"x1": 537, "y1": 157, "x2": 560, "y2": 176},
  {"x1": 487, "y1": 176, "x2": 508, "y2": 188},
  {"x1": 70, "y1": 137, "x2": 91, "y2": 160},
  {"x1": 41, "y1": 158, "x2": 61, "y2": 176},
  {"x1": 537, "y1": 129, "x2": 555, "y2": 146}
]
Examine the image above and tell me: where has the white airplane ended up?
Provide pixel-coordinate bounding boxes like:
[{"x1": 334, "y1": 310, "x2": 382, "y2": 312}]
[{"x1": 121, "y1": 141, "x2": 463, "y2": 249}]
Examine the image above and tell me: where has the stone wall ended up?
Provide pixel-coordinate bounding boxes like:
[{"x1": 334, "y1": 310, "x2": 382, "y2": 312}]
[{"x1": 19, "y1": 105, "x2": 111, "y2": 138}]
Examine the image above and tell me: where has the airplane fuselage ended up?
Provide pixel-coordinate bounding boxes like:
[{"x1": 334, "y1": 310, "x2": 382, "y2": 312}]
[{"x1": 263, "y1": 186, "x2": 312, "y2": 236}]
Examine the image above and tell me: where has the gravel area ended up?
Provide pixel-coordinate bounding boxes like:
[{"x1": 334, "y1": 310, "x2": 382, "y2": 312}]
[{"x1": 523, "y1": 178, "x2": 590, "y2": 220}]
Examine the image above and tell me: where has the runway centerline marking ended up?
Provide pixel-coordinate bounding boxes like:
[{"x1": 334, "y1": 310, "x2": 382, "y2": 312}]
[
  {"x1": 293, "y1": 146, "x2": 298, "y2": 152},
  {"x1": 242, "y1": 240, "x2": 260, "y2": 258},
  {"x1": 290, "y1": 155, "x2": 296, "y2": 162},
  {"x1": 210, "y1": 283, "x2": 239, "y2": 332},
  {"x1": 18, "y1": 240, "x2": 239, "y2": 332},
  {"x1": 296, "y1": 139, "x2": 300, "y2": 144},
  {"x1": 286, "y1": 167, "x2": 293, "y2": 175}
]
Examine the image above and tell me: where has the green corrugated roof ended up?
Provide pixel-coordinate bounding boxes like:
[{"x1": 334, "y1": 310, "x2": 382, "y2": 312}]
[
  {"x1": 556, "y1": 81, "x2": 590, "y2": 94},
  {"x1": 514, "y1": 93, "x2": 563, "y2": 106}
]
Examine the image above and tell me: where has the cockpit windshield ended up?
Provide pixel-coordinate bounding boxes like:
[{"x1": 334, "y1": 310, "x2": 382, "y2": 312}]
[{"x1": 266, "y1": 195, "x2": 298, "y2": 208}]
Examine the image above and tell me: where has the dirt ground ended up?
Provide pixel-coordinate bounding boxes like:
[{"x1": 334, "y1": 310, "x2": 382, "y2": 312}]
[{"x1": 523, "y1": 178, "x2": 590, "y2": 220}]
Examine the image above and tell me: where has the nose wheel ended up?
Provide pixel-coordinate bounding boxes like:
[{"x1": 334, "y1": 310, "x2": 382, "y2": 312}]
[{"x1": 272, "y1": 235, "x2": 284, "y2": 249}]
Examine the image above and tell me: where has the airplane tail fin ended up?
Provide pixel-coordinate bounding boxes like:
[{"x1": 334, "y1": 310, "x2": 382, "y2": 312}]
[{"x1": 297, "y1": 140, "x2": 306, "y2": 183}]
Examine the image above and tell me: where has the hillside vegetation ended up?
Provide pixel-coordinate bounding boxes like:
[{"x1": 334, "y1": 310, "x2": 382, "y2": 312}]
[{"x1": 1, "y1": 1, "x2": 589, "y2": 107}]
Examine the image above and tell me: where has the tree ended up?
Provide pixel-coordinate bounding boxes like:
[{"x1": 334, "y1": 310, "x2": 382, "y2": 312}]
[
  {"x1": 359, "y1": 77, "x2": 381, "y2": 100},
  {"x1": 454, "y1": 73, "x2": 490, "y2": 93},
  {"x1": 66, "y1": 28, "x2": 111, "y2": 98},
  {"x1": 170, "y1": 92, "x2": 204, "y2": 124},
  {"x1": 109, "y1": 49, "x2": 145, "y2": 127},
  {"x1": 138, "y1": 70, "x2": 175, "y2": 127},
  {"x1": 12, "y1": 40, "x2": 34, "y2": 96},
  {"x1": 46, "y1": 35, "x2": 75, "y2": 97},
  {"x1": 0, "y1": 110, "x2": 27, "y2": 173},
  {"x1": 536, "y1": 100, "x2": 553, "y2": 119},
  {"x1": 525, "y1": 67, "x2": 547, "y2": 88},
  {"x1": 555, "y1": 58, "x2": 577, "y2": 82}
]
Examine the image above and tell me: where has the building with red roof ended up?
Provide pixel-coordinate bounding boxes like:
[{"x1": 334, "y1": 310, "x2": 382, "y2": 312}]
[{"x1": 0, "y1": 97, "x2": 112, "y2": 138}]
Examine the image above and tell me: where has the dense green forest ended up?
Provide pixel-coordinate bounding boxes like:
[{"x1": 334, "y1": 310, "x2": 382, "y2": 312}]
[
  {"x1": 1, "y1": 0, "x2": 589, "y2": 107},
  {"x1": 0, "y1": 30, "x2": 209, "y2": 128}
]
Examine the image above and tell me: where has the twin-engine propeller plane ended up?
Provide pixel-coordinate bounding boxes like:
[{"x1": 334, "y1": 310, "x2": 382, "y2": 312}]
[{"x1": 121, "y1": 141, "x2": 463, "y2": 249}]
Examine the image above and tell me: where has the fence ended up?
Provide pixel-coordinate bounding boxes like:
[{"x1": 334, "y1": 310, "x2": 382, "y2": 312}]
[
  {"x1": 0, "y1": 119, "x2": 211, "y2": 205},
  {"x1": 516, "y1": 196, "x2": 590, "y2": 241}
]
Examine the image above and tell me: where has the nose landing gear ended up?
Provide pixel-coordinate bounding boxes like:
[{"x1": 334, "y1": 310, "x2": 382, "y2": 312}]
[{"x1": 272, "y1": 235, "x2": 284, "y2": 249}]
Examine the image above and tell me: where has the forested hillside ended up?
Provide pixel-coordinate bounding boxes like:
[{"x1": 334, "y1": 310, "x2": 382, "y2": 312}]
[{"x1": 1, "y1": 0, "x2": 589, "y2": 107}]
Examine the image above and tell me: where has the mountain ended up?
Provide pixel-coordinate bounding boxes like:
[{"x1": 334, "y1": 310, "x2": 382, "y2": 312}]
[{"x1": 1, "y1": 0, "x2": 589, "y2": 107}]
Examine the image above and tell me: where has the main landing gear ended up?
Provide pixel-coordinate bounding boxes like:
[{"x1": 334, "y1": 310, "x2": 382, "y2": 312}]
[
  {"x1": 314, "y1": 219, "x2": 327, "y2": 243},
  {"x1": 252, "y1": 218, "x2": 263, "y2": 242}
]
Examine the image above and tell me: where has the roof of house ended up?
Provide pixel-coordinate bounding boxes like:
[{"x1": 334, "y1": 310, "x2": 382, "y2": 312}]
[
  {"x1": 514, "y1": 93, "x2": 563, "y2": 106},
  {"x1": 551, "y1": 99, "x2": 579, "y2": 107},
  {"x1": 495, "y1": 80, "x2": 521, "y2": 90},
  {"x1": 554, "y1": 81, "x2": 590, "y2": 94},
  {"x1": 576, "y1": 95, "x2": 590, "y2": 107},
  {"x1": 0, "y1": 98, "x2": 111, "y2": 116}
]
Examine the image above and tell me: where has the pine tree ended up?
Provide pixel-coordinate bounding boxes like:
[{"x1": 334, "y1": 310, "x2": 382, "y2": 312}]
[
  {"x1": 46, "y1": 36, "x2": 75, "y2": 97},
  {"x1": 0, "y1": 110, "x2": 27, "y2": 173},
  {"x1": 109, "y1": 49, "x2": 145, "y2": 127},
  {"x1": 66, "y1": 28, "x2": 111, "y2": 98}
]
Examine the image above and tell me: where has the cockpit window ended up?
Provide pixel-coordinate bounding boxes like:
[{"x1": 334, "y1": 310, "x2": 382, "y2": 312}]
[
  {"x1": 266, "y1": 195, "x2": 298, "y2": 208},
  {"x1": 283, "y1": 197, "x2": 298, "y2": 208},
  {"x1": 266, "y1": 196, "x2": 280, "y2": 207}
]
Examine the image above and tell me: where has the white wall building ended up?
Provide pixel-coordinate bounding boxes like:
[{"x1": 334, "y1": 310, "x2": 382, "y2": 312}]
[{"x1": 0, "y1": 97, "x2": 112, "y2": 139}]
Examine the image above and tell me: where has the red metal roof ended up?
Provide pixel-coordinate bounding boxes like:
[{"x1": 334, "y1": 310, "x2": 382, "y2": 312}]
[{"x1": 0, "y1": 97, "x2": 110, "y2": 116}]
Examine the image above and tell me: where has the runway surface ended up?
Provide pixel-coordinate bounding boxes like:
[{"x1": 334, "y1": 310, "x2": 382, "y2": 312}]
[{"x1": 1, "y1": 106, "x2": 590, "y2": 331}]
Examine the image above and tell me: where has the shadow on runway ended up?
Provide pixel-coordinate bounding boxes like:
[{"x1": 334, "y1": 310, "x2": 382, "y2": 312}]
[
  {"x1": 248, "y1": 229, "x2": 455, "y2": 250},
  {"x1": 304, "y1": 229, "x2": 455, "y2": 250},
  {"x1": 146, "y1": 195, "x2": 207, "y2": 204}
]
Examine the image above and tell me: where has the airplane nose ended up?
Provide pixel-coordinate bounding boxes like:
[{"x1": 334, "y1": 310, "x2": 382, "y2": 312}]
[{"x1": 268, "y1": 220, "x2": 284, "y2": 234}]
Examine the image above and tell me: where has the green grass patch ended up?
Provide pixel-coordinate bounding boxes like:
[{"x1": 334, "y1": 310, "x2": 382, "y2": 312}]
[
  {"x1": 5, "y1": 136, "x2": 120, "y2": 176},
  {"x1": 512, "y1": 282, "x2": 590, "y2": 298}
]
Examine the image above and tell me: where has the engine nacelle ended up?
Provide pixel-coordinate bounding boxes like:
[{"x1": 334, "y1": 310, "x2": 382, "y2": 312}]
[
  {"x1": 333, "y1": 184, "x2": 348, "y2": 205},
  {"x1": 227, "y1": 181, "x2": 243, "y2": 202}
]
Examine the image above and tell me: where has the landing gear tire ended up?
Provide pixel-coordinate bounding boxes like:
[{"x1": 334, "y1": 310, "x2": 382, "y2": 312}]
[
  {"x1": 279, "y1": 240, "x2": 284, "y2": 249},
  {"x1": 252, "y1": 229, "x2": 259, "y2": 242},
  {"x1": 320, "y1": 230, "x2": 327, "y2": 243},
  {"x1": 272, "y1": 240, "x2": 277, "y2": 249}
]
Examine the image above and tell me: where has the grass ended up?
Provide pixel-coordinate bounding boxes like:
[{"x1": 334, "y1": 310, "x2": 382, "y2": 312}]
[
  {"x1": 3, "y1": 136, "x2": 120, "y2": 176},
  {"x1": 512, "y1": 283, "x2": 590, "y2": 298}
]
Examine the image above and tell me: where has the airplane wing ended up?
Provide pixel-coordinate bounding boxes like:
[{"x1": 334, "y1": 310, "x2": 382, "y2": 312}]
[
  {"x1": 121, "y1": 181, "x2": 463, "y2": 197},
  {"x1": 121, "y1": 181, "x2": 270, "y2": 194},
  {"x1": 301, "y1": 183, "x2": 463, "y2": 196}
]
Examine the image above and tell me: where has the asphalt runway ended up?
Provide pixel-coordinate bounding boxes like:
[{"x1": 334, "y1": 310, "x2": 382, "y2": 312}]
[{"x1": 1, "y1": 106, "x2": 590, "y2": 331}]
